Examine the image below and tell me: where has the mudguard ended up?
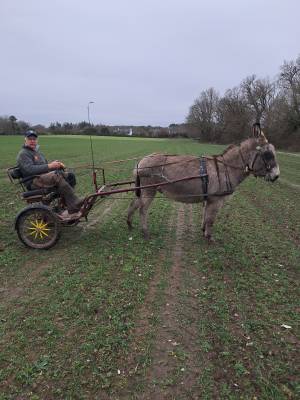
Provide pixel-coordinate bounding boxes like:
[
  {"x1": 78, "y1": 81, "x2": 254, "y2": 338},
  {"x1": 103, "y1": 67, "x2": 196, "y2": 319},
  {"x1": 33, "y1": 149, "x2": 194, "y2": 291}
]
[{"x1": 14, "y1": 204, "x2": 56, "y2": 230}]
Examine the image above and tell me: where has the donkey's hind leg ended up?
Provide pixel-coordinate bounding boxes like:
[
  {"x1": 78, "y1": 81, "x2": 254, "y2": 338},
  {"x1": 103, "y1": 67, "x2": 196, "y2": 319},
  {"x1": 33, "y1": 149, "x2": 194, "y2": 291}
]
[
  {"x1": 127, "y1": 197, "x2": 140, "y2": 230},
  {"x1": 139, "y1": 189, "x2": 157, "y2": 239}
]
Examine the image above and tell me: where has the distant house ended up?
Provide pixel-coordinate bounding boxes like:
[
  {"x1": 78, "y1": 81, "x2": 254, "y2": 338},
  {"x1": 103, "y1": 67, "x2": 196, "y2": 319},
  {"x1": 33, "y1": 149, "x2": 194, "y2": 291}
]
[
  {"x1": 32, "y1": 124, "x2": 47, "y2": 134},
  {"x1": 111, "y1": 126, "x2": 133, "y2": 136}
]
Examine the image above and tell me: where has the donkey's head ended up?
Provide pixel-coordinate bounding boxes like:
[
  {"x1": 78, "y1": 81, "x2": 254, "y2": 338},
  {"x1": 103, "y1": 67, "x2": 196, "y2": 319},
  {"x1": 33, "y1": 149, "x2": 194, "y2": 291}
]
[{"x1": 249, "y1": 123, "x2": 280, "y2": 182}]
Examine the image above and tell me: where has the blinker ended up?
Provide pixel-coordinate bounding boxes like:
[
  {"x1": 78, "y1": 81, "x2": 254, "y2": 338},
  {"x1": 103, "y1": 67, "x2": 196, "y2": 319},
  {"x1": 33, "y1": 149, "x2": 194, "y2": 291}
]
[{"x1": 263, "y1": 151, "x2": 274, "y2": 161}]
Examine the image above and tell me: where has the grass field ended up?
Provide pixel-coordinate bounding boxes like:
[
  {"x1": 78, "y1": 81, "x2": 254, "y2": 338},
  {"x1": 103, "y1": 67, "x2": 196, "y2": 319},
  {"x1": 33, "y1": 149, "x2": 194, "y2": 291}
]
[{"x1": 0, "y1": 135, "x2": 299, "y2": 399}]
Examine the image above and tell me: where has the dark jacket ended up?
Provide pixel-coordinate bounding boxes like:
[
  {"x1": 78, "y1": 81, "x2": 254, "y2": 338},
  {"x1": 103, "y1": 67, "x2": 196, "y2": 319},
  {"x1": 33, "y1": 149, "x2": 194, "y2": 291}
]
[{"x1": 17, "y1": 145, "x2": 49, "y2": 183}]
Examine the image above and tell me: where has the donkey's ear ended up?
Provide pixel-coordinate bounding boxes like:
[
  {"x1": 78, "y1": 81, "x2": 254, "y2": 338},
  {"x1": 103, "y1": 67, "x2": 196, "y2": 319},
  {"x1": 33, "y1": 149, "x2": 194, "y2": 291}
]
[
  {"x1": 252, "y1": 122, "x2": 261, "y2": 138},
  {"x1": 253, "y1": 122, "x2": 268, "y2": 144},
  {"x1": 259, "y1": 130, "x2": 268, "y2": 144}
]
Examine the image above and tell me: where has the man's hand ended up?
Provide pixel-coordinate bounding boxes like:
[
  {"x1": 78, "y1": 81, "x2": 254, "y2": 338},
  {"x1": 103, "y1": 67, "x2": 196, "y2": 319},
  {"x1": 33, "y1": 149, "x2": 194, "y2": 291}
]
[{"x1": 48, "y1": 160, "x2": 65, "y2": 170}]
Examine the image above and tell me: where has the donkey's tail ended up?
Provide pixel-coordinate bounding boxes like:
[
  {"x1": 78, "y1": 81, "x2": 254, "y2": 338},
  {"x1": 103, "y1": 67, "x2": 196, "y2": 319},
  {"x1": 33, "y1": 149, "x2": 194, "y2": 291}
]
[{"x1": 134, "y1": 162, "x2": 141, "y2": 197}]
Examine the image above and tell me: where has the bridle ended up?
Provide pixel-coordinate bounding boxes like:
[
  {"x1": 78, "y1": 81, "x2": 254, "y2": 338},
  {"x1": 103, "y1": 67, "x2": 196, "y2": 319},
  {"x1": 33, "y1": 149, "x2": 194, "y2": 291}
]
[
  {"x1": 211, "y1": 146, "x2": 270, "y2": 176},
  {"x1": 247, "y1": 147, "x2": 274, "y2": 176}
]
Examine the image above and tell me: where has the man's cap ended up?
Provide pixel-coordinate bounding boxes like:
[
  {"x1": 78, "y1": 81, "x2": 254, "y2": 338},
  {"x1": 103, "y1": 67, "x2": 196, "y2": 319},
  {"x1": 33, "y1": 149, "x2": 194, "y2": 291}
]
[{"x1": 25, "y1": 129, "x2": 38, "y2": 138}]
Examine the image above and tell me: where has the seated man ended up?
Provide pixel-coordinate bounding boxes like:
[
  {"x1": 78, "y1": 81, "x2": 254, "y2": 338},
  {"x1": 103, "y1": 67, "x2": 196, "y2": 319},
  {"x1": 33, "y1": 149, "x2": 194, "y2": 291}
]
[{"x1": 17, "y1": 130, "x2": 83, "y2": 213}]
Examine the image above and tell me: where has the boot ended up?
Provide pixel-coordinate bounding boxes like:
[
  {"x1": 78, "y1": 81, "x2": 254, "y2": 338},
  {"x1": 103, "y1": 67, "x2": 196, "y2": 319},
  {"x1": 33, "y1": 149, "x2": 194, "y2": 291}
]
[{"x1": 57, "y1": 180, "x2": 83, "y2": 213}]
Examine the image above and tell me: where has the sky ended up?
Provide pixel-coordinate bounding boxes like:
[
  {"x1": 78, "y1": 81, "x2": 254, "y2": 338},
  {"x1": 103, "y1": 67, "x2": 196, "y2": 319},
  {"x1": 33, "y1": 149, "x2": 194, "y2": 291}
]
[{"x1": 0, "y1": 0, "x2": 299, "y2": 127}]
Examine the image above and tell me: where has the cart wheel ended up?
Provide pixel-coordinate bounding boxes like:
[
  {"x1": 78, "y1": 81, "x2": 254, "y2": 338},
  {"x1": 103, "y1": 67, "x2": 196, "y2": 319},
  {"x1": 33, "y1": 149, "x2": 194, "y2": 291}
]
[{"x1": 16, "y1": 206, "x2": 61, "y2": 249}]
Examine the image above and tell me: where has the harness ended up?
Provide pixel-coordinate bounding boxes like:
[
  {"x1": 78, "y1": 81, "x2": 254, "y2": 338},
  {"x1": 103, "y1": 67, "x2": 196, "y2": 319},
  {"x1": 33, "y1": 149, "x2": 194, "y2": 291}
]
[{"x1": 134, "y1": 144, "x2": 274, "y2": 199}]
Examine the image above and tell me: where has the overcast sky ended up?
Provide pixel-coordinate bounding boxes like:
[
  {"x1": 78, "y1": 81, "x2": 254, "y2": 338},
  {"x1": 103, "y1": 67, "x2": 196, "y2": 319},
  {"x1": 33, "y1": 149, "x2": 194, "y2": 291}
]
[{"x1": 0, "y1": 0, "x2": 299, "y2": 127}]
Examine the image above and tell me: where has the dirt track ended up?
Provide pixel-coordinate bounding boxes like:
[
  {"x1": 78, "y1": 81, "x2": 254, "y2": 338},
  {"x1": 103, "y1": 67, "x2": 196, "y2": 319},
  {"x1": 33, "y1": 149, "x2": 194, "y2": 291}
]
[{"x1": 114, "y1": 203, "x2": 209, "y2": 399}]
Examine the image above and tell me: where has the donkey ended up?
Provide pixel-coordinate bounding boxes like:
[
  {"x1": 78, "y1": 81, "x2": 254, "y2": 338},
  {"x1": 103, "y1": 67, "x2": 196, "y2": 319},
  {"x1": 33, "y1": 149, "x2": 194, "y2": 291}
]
[{"x1": 127, "y1": 123, "x2": 280, "y2": 242}]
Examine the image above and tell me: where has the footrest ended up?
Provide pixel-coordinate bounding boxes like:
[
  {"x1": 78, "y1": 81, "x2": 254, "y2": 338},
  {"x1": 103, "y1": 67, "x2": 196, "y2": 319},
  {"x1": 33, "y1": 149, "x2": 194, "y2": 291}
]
[
  {"x1": 97, "y1": 185, "x2": 107, "y2": 194},
  {"x1": 22, "y1": 188, "x2": 54, "y2": 199}
]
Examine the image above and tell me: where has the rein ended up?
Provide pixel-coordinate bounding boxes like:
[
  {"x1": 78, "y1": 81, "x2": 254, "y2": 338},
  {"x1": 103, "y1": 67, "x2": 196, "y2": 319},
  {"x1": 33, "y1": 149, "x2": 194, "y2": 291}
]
[
  {"x1": 74, "y1": 147, "x2": 255, "y2": 174},
  {"x1": 135, "y1": 145, "x2": 253, "y2": 174}
]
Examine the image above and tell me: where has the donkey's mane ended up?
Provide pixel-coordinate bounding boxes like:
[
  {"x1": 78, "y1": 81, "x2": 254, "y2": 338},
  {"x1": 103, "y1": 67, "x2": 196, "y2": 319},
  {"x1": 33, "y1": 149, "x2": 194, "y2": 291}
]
[
  {"x1": 211, "y1": 143, "x2": 237, "y2": 158},
  {"x1": 216, "y1": 137, "x2": 256, "y2": 158},
  {"x1": 220, "y1": 143, "x2": 237, "y2": 156}
]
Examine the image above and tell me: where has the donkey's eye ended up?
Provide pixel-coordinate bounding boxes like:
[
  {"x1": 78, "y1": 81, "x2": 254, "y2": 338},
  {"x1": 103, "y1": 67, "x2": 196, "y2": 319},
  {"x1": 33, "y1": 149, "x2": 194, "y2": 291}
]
[{"x1": 263, "y1": 151, "x2": 274, "y2": 161}]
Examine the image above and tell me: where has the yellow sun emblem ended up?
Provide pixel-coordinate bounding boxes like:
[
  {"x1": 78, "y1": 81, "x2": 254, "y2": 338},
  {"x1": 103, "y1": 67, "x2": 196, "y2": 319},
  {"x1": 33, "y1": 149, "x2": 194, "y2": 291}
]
[{"x1": 28, "y1": 219, "x2": 51, "y2": 239}]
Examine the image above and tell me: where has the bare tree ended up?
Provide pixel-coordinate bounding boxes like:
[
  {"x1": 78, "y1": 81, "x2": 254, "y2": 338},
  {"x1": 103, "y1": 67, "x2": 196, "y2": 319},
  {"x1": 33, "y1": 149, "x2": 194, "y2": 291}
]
[
  {"x1": 241, "y1": 75, "x2": 275, "y2": 123},
  {"x1": 9, "y1": 115, "x2": 17, "y2": 134},
  {"x1": 186, "y1": 87, "x2": 219, "y2": 141},
  {"x1": 217, "y1": 87, "x2": 251, "y2": 143},
  {"x1": 279, "y1": 56, "x2": 300, "y2": 126},
  {"x1": 17, "y1": 120, "x2": 30, "y2": 133}
]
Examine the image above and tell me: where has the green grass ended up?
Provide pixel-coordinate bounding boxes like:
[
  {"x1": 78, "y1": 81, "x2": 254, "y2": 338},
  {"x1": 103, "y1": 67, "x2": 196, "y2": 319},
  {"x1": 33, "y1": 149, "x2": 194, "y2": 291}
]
[
  {"x1": 183, "y1": 190, "x2": 299, "y2": 398},
  {"x1": 277, "y1": 152, "x2": 300, "y2": 185},
  {"x1": 0, "y1": 135, "x2": 299, "y2": 399}
]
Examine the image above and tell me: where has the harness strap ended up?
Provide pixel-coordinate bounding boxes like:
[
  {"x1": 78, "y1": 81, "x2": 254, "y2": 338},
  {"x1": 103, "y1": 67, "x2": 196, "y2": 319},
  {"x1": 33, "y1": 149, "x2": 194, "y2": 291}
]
[
  {"x1": 135, "y1": 162, "x2": 141, "y2": 197},
  {"x1": 222, "y1": 155, "x2": 233, "y2": 193},
  {"x1": 199, "y1": 157, "x2": 209, "y2": 200},
  {"x1": 239, "y1": 148, "x2": 250, "y2": 173}
]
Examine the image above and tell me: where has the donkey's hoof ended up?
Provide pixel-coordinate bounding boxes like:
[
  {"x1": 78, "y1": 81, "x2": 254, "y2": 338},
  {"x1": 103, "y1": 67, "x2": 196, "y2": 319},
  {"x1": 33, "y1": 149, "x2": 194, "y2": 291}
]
[
  {"x1": 143, "y1": 232, "x2": 150, "y2": 240},
  {"x1": 204, "y1": 234, "x2": 215, "y2": 244},
  {"x1": 127, "y1": 220, "x2": 133, "y2": 230}
]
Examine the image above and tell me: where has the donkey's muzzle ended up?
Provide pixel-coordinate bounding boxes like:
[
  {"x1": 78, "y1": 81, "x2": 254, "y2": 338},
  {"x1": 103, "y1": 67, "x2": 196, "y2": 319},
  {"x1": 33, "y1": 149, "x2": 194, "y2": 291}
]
[{"x1": 265, "y1": 174, "x2": 279, "y2": 182}]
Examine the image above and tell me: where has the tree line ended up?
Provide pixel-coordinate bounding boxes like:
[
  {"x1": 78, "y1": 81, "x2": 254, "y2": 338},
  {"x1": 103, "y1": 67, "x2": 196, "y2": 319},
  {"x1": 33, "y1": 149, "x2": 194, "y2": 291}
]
[
  {"x1": 1, "y1": 55, "x2": 299, "y2": 149},
  {"x1": 0, "y1": 117, "x2": 187, "y2": 139},
  {"x1": 186, "y1": 55, "x2": 300, "y2": 150}
]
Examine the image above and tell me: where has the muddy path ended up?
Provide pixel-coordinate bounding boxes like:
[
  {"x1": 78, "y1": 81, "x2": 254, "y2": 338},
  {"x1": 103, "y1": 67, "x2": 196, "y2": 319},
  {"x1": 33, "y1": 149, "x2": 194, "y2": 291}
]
[{"x1": 115, "y1": 203, "x2": 207, "y2": 399}]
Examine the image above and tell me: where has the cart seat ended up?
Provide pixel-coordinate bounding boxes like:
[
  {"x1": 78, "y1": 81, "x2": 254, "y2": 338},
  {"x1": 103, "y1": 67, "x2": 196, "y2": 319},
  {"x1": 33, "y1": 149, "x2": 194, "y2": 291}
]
[
  {"x1": 7, "y1": 166, "x2": 35, "y2": 186},
  {"x1": 8, "y1": 167, "x2": 24, "y2": 181},
  {"x1": 7, "y1": 167, "x2": 59, "y2": 202}
]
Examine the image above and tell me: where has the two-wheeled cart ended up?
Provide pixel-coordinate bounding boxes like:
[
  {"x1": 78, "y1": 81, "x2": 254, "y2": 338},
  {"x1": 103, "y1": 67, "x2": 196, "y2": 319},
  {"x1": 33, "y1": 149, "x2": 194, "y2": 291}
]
[{"x1": 7, "y1": 166, "x2": 203, "y2": 249}]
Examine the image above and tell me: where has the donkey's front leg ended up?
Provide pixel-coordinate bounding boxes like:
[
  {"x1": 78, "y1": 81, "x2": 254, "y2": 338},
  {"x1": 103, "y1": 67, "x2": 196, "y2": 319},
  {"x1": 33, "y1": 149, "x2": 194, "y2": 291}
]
[
  {"x1": 202, "y1": 197, "x2": 226, "y2": 242},
  {"x1": 201, "y1": 200, "x2": 207, "y2": 232}
]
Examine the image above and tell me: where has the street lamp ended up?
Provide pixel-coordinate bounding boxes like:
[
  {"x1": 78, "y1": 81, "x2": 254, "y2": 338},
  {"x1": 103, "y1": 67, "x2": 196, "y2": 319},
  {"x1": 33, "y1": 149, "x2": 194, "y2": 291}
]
[
  {"x1": 87, "y1": 101, "x2": 94, "y2": 125},
  {"x1": 87, "y1": 101, "x2": 97, "y2": 190}
]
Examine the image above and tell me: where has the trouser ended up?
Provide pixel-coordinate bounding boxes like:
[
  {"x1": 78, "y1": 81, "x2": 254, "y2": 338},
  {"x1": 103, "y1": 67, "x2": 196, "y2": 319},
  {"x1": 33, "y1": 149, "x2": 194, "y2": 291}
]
[{"x1": 31, "y1": 171, "x2": 81, "y2": 212}]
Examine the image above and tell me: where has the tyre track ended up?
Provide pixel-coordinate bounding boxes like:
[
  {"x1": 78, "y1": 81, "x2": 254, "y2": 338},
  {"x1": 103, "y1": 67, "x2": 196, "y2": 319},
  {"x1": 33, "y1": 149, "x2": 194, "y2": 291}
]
[{"x1": 134, "y1": 203, "x2": 204, "y2": 399}]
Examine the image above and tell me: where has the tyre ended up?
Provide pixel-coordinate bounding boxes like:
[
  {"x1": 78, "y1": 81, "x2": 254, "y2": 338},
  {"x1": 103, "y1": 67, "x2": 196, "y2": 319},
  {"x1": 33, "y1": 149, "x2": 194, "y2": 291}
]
[{"x1": 16, "y1": 206, "x2": 61, "y2": 249}]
